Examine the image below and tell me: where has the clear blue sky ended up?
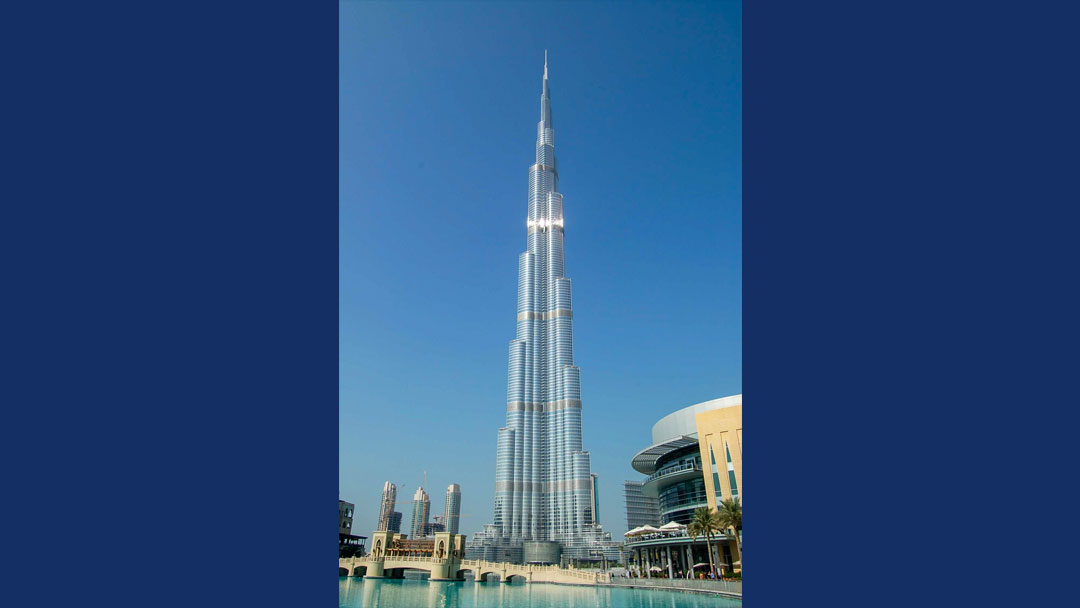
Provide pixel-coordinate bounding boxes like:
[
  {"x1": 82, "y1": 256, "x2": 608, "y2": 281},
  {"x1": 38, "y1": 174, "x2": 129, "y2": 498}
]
[{"x1": 340, "y1": 0, "x2": 740, "y2": 539}]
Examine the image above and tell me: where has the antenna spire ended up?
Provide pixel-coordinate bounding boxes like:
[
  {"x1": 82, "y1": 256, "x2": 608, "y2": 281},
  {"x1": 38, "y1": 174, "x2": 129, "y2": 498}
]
[{"x1": 544, "y1": 49, "x2": 548, "y2": 79}]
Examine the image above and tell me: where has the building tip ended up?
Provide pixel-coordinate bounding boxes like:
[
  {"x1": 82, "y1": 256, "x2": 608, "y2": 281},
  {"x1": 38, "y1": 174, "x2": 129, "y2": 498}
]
[{"x1": 544, "y1": 49, "x2": 548, "y2": 78}]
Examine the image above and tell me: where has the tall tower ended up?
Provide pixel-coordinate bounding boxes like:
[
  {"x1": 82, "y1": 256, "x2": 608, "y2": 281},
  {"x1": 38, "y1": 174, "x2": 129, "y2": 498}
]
[
  {"x1": 444, "y1": 483, "x2": 462, "y2": 535},
  {"x1": 376, "y1": 481, "x2": 396, "y2": 531},
  {"x1": 469, "y1": 54, "x2": 616, "y2": 563},
  {"x1": 410, "y1": 486, "x2": 430, "y2": 539}
]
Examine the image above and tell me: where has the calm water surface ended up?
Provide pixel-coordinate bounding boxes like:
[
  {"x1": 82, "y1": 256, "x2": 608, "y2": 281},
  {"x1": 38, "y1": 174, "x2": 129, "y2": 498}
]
[{"x1": 340, "y1": 578, "x2": 741, "y2": 608}]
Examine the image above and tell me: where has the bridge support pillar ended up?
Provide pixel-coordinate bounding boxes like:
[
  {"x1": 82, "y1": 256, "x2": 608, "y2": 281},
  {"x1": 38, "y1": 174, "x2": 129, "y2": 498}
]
[
  {"x1": 428, "y1": 532, "x2": 467, "y2": 581},
  {"x1": 364, "y1": 530, "x2": 396, "y2": 578}
]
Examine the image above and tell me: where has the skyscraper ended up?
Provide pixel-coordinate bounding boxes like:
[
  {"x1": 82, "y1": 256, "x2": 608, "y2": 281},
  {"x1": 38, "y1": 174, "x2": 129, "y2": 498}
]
[
  {"x1": 376, "y1": 481, "x2": 396, "y2": 532},
  {"x1": 444, "y1": 483, "x2": 462, "y2": 535},
  {"x1": 410, "y1": 486, "x2": 430, "y2": 539},
  {"x1": 468, "y1": 54, "x2": 616, "y2": 563}
]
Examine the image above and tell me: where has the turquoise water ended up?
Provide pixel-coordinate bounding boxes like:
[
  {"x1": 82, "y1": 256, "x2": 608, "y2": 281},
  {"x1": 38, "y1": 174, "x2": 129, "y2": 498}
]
[{"x1": 340, "y1": 577, "x2": 741, "y2": 608}]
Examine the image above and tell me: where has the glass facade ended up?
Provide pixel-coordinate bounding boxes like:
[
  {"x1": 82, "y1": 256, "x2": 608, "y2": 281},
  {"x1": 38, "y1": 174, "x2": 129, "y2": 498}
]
[
  {"x1": 657, "y1": 477, "x2": 708, "y2": 524},
  {"x1": 470, "y1": 57, "x2": 616, "y2": 562}
]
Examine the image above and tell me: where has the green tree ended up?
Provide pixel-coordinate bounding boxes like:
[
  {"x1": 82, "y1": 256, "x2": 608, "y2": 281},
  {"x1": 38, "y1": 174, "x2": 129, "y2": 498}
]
[
  {"x1": 716, "y1": 497, "x2": 742, "y2": 570},
  {"x1": 688, "y1": 506, "x2": 723, "y2": 579}
]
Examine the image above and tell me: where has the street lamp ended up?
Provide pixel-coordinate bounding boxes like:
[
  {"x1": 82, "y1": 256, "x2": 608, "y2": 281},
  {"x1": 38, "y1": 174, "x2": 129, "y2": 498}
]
[{"x1": 590, "y1": 549, "x2": 608, "y2": 575}]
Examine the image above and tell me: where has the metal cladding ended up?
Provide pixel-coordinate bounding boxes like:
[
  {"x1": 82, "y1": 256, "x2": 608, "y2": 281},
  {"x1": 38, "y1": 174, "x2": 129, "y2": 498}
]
[{"x1": 470, "y1": 56, "x2": 617, "y2": 563}]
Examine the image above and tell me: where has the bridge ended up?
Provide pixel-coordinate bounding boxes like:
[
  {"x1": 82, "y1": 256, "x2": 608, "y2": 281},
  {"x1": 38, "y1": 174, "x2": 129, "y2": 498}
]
[
  {"x1": 339, "y1": 556, "x2": 607, "y2": 585},
  {"x1": 340, "y1": 530, "x2": 607, "y2": 585}
]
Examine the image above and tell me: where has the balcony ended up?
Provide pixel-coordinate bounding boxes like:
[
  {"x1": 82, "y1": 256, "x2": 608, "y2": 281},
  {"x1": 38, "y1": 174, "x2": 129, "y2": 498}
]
[{"x1": 641, "y1": 463, "x2": 703, "y2": 497}]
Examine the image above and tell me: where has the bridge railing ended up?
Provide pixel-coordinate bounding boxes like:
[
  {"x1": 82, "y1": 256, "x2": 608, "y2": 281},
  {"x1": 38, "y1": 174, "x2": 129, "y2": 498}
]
[{"x1": 342, "y1": 556, "x2": 606, "y2": 583}]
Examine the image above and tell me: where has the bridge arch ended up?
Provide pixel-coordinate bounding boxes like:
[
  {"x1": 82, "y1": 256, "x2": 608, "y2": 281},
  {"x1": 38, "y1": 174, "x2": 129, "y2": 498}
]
[
  {"x1": 338, "y1": 567, "x2": 349, "y2": 577},
  {"x1": 384, "y1": 566, "x2": 433, "y2": 580},
  {"x1": 505, "y1": 574, "x2": 528, "y2": 584},
  {"x1": 352, "y1": 566, "x2": 367, "y2": 577},
  {"x1": 477, "y1": 571, "x2": 500, "y2": 583}
]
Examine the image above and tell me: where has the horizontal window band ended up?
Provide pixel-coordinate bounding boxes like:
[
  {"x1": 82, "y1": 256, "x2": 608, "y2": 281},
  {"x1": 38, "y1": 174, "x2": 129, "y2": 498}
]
[
  {"x1": 516, "y1": 309, "x2": 573, "y2": 321},
  {"x1": 506, "y1": 399, "x2": 582, "y2": 412},
  {"x1": 527, "y1": 225, "x2": 565, "y2": 234},
  {"x1": 495, "y1": 479, "x2": 594, "y2": 492},
  {"x1": 529, "y1": 163, "x2": 558, "y2": 175}
]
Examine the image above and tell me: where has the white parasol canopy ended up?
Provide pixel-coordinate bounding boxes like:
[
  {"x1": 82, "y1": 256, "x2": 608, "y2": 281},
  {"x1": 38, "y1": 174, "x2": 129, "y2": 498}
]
[
  {"x1": 659, "y1": 521, "x2": 686, "y2": 530},
  {"x1": 624, "y1": 526, "x2": 645, "y2": 537},
  {"x1": 638, "y1": 525, "x2": 661, "y2": 533}
]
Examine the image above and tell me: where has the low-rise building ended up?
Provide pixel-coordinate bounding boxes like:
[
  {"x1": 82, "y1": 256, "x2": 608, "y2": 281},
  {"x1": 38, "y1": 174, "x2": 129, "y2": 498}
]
[
  {"x1": 624, "y1": 480, "x2": 660, "y2": 530},
  {"x1": 623, "y1": 395, "x2": 742, "y2": 578},
  {"x1": 339, "y1": 499, "x2": 367, "y2": 557}
]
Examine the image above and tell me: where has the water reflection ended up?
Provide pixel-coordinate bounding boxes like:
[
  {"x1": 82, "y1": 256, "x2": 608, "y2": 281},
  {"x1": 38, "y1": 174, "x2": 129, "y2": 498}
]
[{"x1": 340, "y1": 578, "x2": 741, "y2": 608}]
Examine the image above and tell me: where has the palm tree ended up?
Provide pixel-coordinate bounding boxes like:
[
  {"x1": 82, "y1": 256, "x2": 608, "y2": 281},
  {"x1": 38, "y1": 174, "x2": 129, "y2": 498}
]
[
  {"x1": 688, "y1": 506, "x2": 723, "y2": 579},
  {"x1": 716, "y1": 497, "x2": 742, "y2": 571}
]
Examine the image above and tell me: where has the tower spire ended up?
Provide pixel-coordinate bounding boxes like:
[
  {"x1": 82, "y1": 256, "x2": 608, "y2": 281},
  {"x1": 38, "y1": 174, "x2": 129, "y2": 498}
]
[{"x1": 540, "y1": 52, "x2": 552, "y2": 128}]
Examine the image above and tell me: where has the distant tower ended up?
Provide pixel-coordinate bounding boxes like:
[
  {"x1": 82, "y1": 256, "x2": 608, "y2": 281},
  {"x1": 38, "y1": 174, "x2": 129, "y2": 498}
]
[
  {"x1": 444, "y1": 483, "x2": 462, "y2": 535},
  {"x1": 376, "y1": 481, "x2": 397, "y2": 531},
  {"x1": 410, "y1": 486, "x2": 430, "y2": 539},
  {"x1": 387, "y1": 511, "x2": 402, "y2": 533}
]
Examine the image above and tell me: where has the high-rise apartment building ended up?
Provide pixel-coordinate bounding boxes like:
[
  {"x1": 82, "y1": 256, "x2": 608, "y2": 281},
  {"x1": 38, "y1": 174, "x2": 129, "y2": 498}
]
[
  {"x1": 468, "y1": 55, "x2": 617, "y2": 563},
  {"x1": 376, "y1": 481, "x2": 396, "y2": 532},
  {"x1": 410, "y1": 486, "x2": 430, "y2": 539},
  {"x1": 444, "y1": 483, "x2": 462, "y2": 535}
]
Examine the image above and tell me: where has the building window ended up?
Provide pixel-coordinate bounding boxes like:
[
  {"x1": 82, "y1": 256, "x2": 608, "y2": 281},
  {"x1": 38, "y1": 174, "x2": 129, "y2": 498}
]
[
  {"x1": 709, "y1": 442, "x2": 724, "y2": 501},
  {"x1": 724, "y1": 440, "x2": 738, "y2": 499}
]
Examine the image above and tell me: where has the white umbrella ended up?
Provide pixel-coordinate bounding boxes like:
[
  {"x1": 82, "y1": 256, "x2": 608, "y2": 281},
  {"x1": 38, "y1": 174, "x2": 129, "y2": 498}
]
[
  {"x1": 691, "y1": 563, "x2": 710, "y2": 569},
  {"x1": 659, "y1": 521, "x2": 686, "y2": 531},
  {"x1": 639, "y1": 525, "x2": 660, "y2": 533},
  {"x1": 624, "y1": 526, "x2": 645, "y2": 537},
  {"x1": 649, "y1": 566, "x2": 663, "y2": 572}
]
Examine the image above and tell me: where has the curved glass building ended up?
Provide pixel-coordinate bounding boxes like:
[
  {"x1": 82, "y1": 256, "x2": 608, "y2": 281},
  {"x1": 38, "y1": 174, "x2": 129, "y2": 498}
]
[
  {"x1": 624, "y1": 395, "x2": 743, "y2": 577},
  {"x1": 630, "y1": 396, "x2": 742, "y2": 524},
  {"x1": 468, "y1": 55, "x2": 616, "y2": 564}
]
